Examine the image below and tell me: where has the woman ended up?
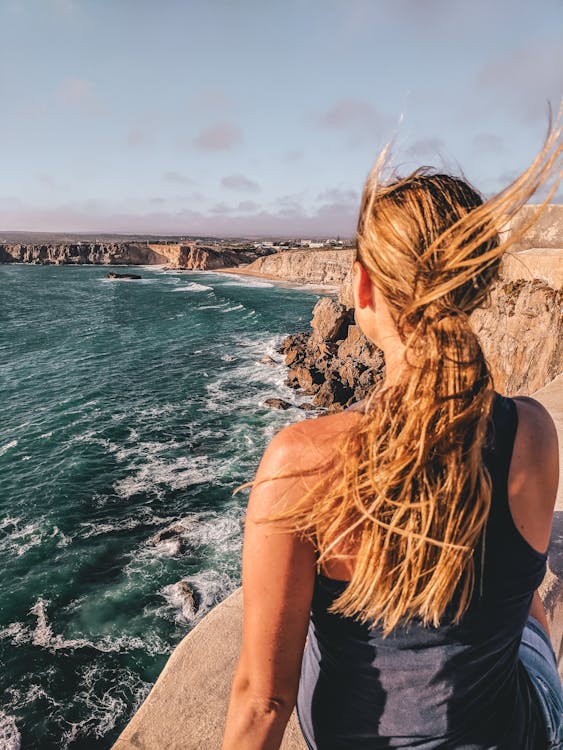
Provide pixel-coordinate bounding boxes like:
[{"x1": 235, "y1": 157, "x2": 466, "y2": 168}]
[{"x1": 222, "y1": 128, "x2": 562, "y2": 749}]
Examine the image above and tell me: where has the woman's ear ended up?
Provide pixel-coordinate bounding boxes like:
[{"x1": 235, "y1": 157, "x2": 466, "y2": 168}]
[{"x1": 353, "y1": 261, "x2": 376, "y2": 310}]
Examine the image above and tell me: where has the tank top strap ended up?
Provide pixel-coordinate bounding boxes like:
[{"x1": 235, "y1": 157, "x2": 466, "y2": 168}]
[{"x1": 486, "y1": 393, "x2": 519, "y2": 490}]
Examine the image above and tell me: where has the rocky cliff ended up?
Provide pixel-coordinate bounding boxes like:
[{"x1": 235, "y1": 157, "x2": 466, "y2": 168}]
[
  {"x1": 242, "y1": 248, "x2": 354, "y2": 285},
  {"x1": 0, "y1": 241, "x2": 270, "y2": 270},
  {"x1": 0, "y1": 242, "x2": 156, "y2": 265}
]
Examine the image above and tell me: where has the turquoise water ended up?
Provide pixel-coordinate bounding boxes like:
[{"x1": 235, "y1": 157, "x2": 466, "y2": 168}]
[{"x1": 0, "y1": 264, "x2": 320, "y2": 749}]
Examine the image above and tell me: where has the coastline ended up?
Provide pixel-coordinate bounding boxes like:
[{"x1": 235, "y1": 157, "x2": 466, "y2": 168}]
[{"x1": 210, "y1": 265, "x2": 341, "y2": 296}]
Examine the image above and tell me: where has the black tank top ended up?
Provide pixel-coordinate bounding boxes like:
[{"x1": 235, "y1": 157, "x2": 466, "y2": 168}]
[{"x1": 297, "y1": 394, "x2": 548, "y2": 749}]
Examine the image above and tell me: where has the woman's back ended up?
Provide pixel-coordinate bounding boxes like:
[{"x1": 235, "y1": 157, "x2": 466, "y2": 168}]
[{"x1": 297, "y1": 394, "x2": 548, "y2": 749}]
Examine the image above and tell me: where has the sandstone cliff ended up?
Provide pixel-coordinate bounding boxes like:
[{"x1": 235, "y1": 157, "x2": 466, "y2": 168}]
[
  {"x1": 0, "y1": 242, "x2": 155, "y2": 265},
  {"x1": 0, "y1": 241, "x2": 269, "y2": 270},
  {"x1": 242, "y1": 248, "x2": 354, "y2": 285}
]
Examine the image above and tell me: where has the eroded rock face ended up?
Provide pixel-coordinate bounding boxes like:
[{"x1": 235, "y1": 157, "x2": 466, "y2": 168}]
[
  {"x1": 471, "y1": 279, "x2": 563, "y2": 395},
  {"x1": 244, "y1": 249, "x2": 354, "y2": 285},
  {"x1": 176, "y1": 245, "x2": 256, "y2": 270},
  {"x1": 0, "y1": 241, "x2": 272, "y2": 269},
  {"x1": 279, "y1": 301, "x2": 385, "y2": 411},
  {"x1": 0, "y1": 242, "x2": 147, "y2": 265}
]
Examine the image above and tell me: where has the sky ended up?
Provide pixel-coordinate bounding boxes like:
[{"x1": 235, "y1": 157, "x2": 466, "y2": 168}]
[{"x1": 0, "y1": 0, "x2": 561, "y2": 237}]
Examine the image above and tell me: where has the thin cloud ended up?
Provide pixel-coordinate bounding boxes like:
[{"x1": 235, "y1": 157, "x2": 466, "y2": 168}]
[
  {"x1": 0, "y1": 199, "x2": 357, "y2": 237},
  {"x1": 318, "y1": 98, "x2": 391, "y2": 146},
  {"x1": 127, "y1": 128, "x2": 153, "y2": 147},
  {"x1": 472, "y1": 133, "x2": 504, "y2": 154},
  {"x1": 57, "y1": 78, "x2": 105, "y2": 115},
  {"x1": 283, "y1": 149, "x2": 303, "y2": 163},
  {"x1": 36, "y1": 173, "x2": 65, "y2": 190},
  {"x1": 406, "y1": 137, "x2": 446, "y2": 159},
  {"x1": 317, "y1": 188, "x2": 358, "y2": 203},
  {"x1": 475, "y1": 38, "x2": 562, "y2": 122},
  {"x1": 237, "y1": 200, "x2": 260, "y2": 212},
  {"x1": 221, "y1": 174, "x2": 260, "y2": 193},
  {"x1": 191, "y1": 88, "x2": 235, "y2": 112},
  {"x1": 162, "y1": 171, "x2": 193, "y2": 185},
  {"x1": 193, "y1": 122, "x2": 243, "y2": 151}
]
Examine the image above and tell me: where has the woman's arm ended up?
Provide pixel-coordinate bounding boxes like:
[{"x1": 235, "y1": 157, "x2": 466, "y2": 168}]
[
  {"x1": 511, "y1": 396, "x2": 559, "y2": 636},
  {"x1": 222, "y1": 423, "x2": 317, "y2": 750}
]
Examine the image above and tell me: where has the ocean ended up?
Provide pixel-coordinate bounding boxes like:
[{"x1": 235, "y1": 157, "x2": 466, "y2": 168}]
[{"x1": 0, "y1": 264, "x2": 322, "y2": 749}]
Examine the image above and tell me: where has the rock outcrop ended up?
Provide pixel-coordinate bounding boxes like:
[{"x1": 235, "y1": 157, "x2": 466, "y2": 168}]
[
  {"x1": 278, "y1": 301, "x2": 385, "y2": 411},
  {"x1": 0, "y1": 242, "x2": 151, "y2": 265},
  {"x1": 175, "y1": 245, "x2": 257, "y2": 270},
  {"x1": 107, "y1": 272, "x2": 142, "y2": 280}
]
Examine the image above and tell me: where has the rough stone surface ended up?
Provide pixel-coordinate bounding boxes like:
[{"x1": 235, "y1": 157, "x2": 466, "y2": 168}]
[
  {"x1": 243, "y1": 248, "x2": 354, "y2": 285},
  {"x1": 0, "y1": 241, "x2": 272, "y2": 270},
  {"x1": 278, "y1": 302, "x2": 385, "y2": 412},
  {"x1": 264, "y1": 397, "x2": 293, "y2": 410},
  {"x1": 471, "y1": 279, "x2": 562, "y2": 396},
  {"x1": 112, "y1": 588, "x2": 307, "y2": 750},
  {"x1": 506, "y1": 204, "x2": 563, "y2": 250}
]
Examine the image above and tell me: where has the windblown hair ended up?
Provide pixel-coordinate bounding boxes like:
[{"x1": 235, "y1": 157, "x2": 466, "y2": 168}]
[{"x1": 241, "y1": 116, "x2": 562, "y2": 635}]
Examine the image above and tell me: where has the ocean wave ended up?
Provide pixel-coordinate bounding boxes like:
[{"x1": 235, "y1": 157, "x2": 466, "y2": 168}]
[
  {"x1": 113, "y1": 453, "x2": 213, "y2": 499},
  {"x1": 219, "y1": 303, "x2": 244, "y2": 313},
  {"x1": 78, "y1": 513, "x2": 175, "y2": 540},
  {"x1": 0, "y1": 599, "x2": 170, "y2": 656},
  {"x1": 62, "y1": 665, "x2": 152, "y2": 747},
  {"x1": 0, "y1": 518, "x2": 45, "y2": 557},
  {"x1": 171, "y1": 282, "x2": 213, "y2": 292},
  {"x1": 0, "y1": 711, "x2": 21, "y2": 750},
  {"x1": 0, "y1": 439, "x2": 18, "y2": 456},
  {"x1": 146, "y1": 512, "x2": 242, "y2": 558},
  {"x1": 220, "y1": 278, "x2": 274, "y2": 288}
]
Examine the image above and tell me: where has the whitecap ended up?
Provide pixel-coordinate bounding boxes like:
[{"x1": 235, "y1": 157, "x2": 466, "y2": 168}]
[
  {"x1": 219, "y1": 303, "x2": 244, "y2": 313},
  {"x1": 0, "y1": 439, "x2": 17, "y2": 456},
  {"x1": 160, "y1": 569, "x2": 236, "y2": 625},
  {"x1": 78, "y1": 513, "x2": 173, "y2": 540},
  {"x1": 0, "y1": 519, "x2": 44, "y2": 557},
  {"x1": 171, "y1": 282, "x2": 212, "y2": 292},
  {"x1": 0, "y1": 599, "x2": 170, "y2": 656},
  {"x1": 0, "y1": 711, "x2": 21, "y2": 750},
  {"x1": 60, "y1": 664, "x2": 152, "y2": 746},
  {"x1": 221, "y1": 279, "x2": 274, "y2": 288},
  {"x1": 113, "y1": 454, "x2": 213, "y2": 499}
]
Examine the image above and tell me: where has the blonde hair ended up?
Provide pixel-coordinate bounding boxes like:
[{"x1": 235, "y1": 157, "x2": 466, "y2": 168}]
[{"x1": 242, "y1": 117, "x2": 562, "y2": 635}]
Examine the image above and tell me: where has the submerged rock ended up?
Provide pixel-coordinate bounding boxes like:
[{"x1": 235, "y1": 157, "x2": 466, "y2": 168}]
[
  {"x1": 176, "y1": 581, "x2": 200, "y2": 620},
  {"x1": 106, "y1": 272, "x2": 142, "y2": 280},
  {"x1": 259, "y1": 354, "x2": 278, "y2": 366},
  {"x1": 264, "y1": 398, "x2": 293, "y2": 410}
]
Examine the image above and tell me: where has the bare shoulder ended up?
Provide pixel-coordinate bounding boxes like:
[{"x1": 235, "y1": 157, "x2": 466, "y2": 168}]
[
  {"x1": 512, "y1": 396, "x2": 558, "y2": 469},
  {"x1": 248, "y1": 410, "x2": 361, "y2": 520},
  {"x1": 263, "y1": 409, "x2": 362, "y2": 474},
  {"x1": 508, "y1": 396, "x2": 559, "y2": 552}
]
